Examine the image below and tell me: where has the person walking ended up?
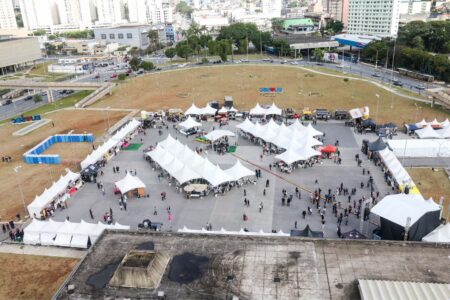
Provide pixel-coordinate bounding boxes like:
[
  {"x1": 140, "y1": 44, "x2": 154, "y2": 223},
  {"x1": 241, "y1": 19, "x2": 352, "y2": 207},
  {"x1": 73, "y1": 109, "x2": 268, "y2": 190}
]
[
  {"x1": 153, "y1": 206, "x2": 158, "y2": 215},
  {"x1": 123, "y1": 198, "x2": 127, "y2": 211},
  {"x1": 294, "y1": 220, "x2": 297, "y2": 229},
  {"x1": 259, "y1": 202, "x2": 263, "y2": 212},
  {"x1": 302, "y1": 210, "x2": 306, "y2": 219},
  {"x1": 89, "y1": 209, "x2": 94, "y2": 219},
  {"x1": 243, "y1": 189, "x2": 247, "y2": 197}
]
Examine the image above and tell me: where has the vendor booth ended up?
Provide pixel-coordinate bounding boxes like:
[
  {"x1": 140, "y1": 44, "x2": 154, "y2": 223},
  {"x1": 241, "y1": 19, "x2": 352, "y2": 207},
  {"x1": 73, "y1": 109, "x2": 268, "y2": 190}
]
[
  {"x1": 371, "y1": 194, "x2": 441, "y2": 241},
  {"x1": 23, "y1": 219, "x2": 47, "y2": 245},
  {"x1": 179, "y1": 116, "x2": 202, "y2": 130},
  {"x1": 115, "y1": 173, "x2": 146, "y2": 197}
]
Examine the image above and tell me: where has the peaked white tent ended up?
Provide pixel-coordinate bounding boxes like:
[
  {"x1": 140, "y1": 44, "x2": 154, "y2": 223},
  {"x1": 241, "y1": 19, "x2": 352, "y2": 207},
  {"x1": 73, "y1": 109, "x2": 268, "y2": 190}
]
[
  {"x1": 70, "y1": 220, "x2": 99, "y2": 248},
  {"x1": 23, "y1": 219, "x2": 47, "y2": 245},
  {"x1": 111, "y1": 119, "x2": 141, "y2": 142},
  {"x1": 179, "y1": 116, "x2": 202, "y2": 130},
  {"x1": 205, "y1": 130, "x2": 235, "y2": 142},
  {"x1": 27, "y1": 169, "x2": 81, "y2": 217},
  {"x1": 289, "y1": 119, "x2": 307, "y2": 132},
  {"x1": 275, "y1": 147, "x2": 321, "y2": 164},
  {"x1": 158, "y1": 134, "x2": 178, "y2": 149},
  {"x1": 204, "y1": 165, "x2": 233, "y2": 187},
  {"x1": 440, "y1": 118, "x2": 449, "y2": 128},
  {"x1": 40, "y1": 219, "x2": 63, "y2": 246},
  {"x1": 439, "y1": 126, "x2": 450, "y2": 138},
  {"x1": 201, "y1": 104, "x2": 217, "y2": 115},
  {"x1": 265, "y1": 103, "x2": 282, "y2": 115},
  {"x1": 228, "y1": 106, "x2": 238, "y2": 112},
  {"x1": 249, "y1": 103, "x2": 266, "y2": 115},
  {"x1": 415, "y1": 119, "x2": 428, "y2": 128},
  {"x1": 422, "y1": 223, "x2": 450, "y2": 243},
  {"x1": 115, "y1": 173, "x2": 146, "y2": 194},
  {"x1": 164, "y1": 157, "x2": 184, "y2": 175},
  {"x1": 184, "y1": 103, "x2": 203, "y2": 115},
  {"x1": 428, "y1": 118, "x2": 440, "y2": 127},
  {"x1": 236, "y1": 118, "x2": 255, "y2": 132},
  {"x1": 305, "y1": 123, "x2": 324, "y2": 136},
  {"x1": 173, "y1": 165, "x2": 202, "y2": 184},
  {"x1": 54, "y1": 220, "x2": 79, "y2": 247},
  {"x1": 224, "y1": 160, "x2": 255, "y2": 181},
  {"x1": 415, "y1": 126, "x2": 441, "y2": 139},
  {"x1": 218, "y1": 107, "x2": 228, "y2": 114}
]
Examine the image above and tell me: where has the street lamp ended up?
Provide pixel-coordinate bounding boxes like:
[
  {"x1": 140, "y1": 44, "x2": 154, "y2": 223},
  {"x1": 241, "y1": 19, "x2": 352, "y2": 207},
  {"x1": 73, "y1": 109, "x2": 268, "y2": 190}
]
[
  {"x1": 13, "y1": 165, "x2": 27, "y2": 218},
  {"x1": 375, "y1": 94, "x2": 380, "y2": 122}
]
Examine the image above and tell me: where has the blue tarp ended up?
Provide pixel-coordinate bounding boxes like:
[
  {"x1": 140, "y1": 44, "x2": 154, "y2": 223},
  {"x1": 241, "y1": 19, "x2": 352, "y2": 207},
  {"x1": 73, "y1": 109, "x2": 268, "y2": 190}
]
[{"x1": 23, "y1": 134, "x2": 93, "y2": 165}]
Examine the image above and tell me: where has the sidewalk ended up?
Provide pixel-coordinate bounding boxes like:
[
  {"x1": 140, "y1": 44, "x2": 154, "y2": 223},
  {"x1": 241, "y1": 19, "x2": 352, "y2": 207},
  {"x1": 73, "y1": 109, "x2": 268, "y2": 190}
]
[{"x1": 0, "y1": 243, "x2": 85, "y2": 259}]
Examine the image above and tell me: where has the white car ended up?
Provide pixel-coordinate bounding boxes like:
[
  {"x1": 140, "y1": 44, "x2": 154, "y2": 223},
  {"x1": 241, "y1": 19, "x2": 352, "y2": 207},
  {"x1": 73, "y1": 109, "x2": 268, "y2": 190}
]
[
  {"x1": 240, "y1": 58, "x2": 249, "y2": 63},
  {"x1": 178, "y1": 63, "x2": 187, "y2": 68},
  {"x1": 290, "y1": 61, "x2": 298, "y2": 65}
]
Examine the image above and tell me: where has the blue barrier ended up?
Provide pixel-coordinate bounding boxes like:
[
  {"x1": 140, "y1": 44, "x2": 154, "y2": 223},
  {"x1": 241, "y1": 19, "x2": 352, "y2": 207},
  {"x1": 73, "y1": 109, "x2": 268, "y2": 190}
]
[
  {"x1": 23, "y1": 134, "x2": 94, "y2": 165},
  {"x1": 11, "y1": 115, "x2": 41, "y2": 124}
]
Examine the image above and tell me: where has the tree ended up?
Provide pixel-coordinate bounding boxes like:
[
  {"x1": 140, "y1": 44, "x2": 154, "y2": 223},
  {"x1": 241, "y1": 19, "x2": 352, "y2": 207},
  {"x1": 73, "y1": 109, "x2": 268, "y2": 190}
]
[
  {"x1": 48, "y1": 34, "x2": 57, "y2": 40},
  {"x1": 411, "y1": 36, "x2": 424, "y2": 51},
  {"x1": 128, "y1": 47, "x2": 139, "y2": 57},
  {"x1": 271, "y1": 39, "x2": 291, "y2": 56},
  {"x1": 140, "y1": 61, "x2": 154, "y2": 71},
  {"x1": 237, "y1": 38, "x2": 248, "y2": 54},
  {"x1": 271, "y1": 18, "x2": 284, "y2": 32},
  {"x1": 165, "y1": 47, "x2": 176, "y2": 61},
  {"x1": 148, "y1": 30, "x2": 159, "y2": 45},
  {"x1": 199, "y1": 34, "x2": 212, "y2": 48},
  {"x1": 313, "y1": 48, "x2": 325, "y2": 61},
  {"x1": 129, "y1": 57, "x2": 140, "y2": 71},
  {"x1": 175, "y1": 1, "x2": 193, "y2": 17},
  {"x1": 44, "y1": 43, "x2": 57, "y2": 55},
  {"x1": 217, "y1": 40, "x2": 230, "y2": 61},
  {"x1": 33, "y1": 94, "x2": 42, "y2": 103},
  {"x1": 207, "y1": 40, "x2": 218, "y2": 55},
  {"x1": 33, "y1": 29, "x2": 47, "y2": 36},
  {"x1": 326, "y1": 20, "x2": 343, "y2": 34},
  {"x1": 176, "y1": 43, "x2": 193, "y2": 61},
  {"x1": 118, "y1": 74, "x2": 127, "y2": 80}
]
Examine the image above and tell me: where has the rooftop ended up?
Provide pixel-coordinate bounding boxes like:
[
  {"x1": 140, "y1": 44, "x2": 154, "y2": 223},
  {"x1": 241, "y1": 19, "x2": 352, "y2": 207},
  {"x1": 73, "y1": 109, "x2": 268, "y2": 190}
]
[{"x1": 54, "y1": 231, "x2": 450, "y2": 300}]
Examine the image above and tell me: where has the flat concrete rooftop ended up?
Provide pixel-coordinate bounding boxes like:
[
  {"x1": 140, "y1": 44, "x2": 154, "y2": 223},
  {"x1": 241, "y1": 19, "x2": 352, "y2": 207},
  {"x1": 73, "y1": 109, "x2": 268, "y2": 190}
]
[{"x1": 54, "y1": 231, "x2": 450, "y2": 300}]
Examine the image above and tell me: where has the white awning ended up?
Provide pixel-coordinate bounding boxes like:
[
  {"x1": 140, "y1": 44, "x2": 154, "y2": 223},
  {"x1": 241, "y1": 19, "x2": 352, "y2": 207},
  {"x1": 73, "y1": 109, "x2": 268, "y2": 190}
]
[
  {"x1": 236, "y1": 118, "x2": 255, "y2": 132},
  {"x1": 201, "y1": 104, "x2": 217, "y2": 115},
  {"x1": 249, "y1": 103, "x2": 266, "y2": 115},
  {"x1": 173, "y1": 165, "x2": 202, "y2": 184},
  {"x1": 275, "y1": 147, "x2": 321, "y2": 164},
  {"x1": 53, "y1": 220, "x2": 79, "y2": 247},
  {"x1": 179, "y1": 116, "x2": 202, "y2": 130},
  {"x1": 205, "y1": 129, "x2": 235, "y2": 142},
  {"x1": 23, "y1": 219, "x2": 47, "y2": 245},
  {"x1": 422, "y1": 223, "x2": 450, "y2": 243},
  {"x1": 204, "y1": 165, "x2": 233, "y2": 187},
  {"x1": 415, "y1": 125, "x2": 441, "y2": 139},
  {"x1": 265, "y1": 103, "x2": 282, "y2": 115},
  {"x1": 115, "y1": 173, "x2": 146, "y2": 194}
]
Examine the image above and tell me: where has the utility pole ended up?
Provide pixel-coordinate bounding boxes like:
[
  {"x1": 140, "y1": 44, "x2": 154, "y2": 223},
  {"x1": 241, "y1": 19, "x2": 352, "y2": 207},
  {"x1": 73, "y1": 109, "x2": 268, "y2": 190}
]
[
  {"x1": 259, "y1": 31, "x2": 263, "y2": 57},
  {"x1": 13, "y1": 166, "x2": 27, "y2": 218}
]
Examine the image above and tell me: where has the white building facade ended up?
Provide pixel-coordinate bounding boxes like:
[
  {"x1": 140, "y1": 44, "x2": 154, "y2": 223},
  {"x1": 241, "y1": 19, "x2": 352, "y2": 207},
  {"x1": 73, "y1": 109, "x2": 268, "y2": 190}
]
[
  {"x1": 127, "y1": 0, "x2": 173, "y2": 24},
  {"x1": 0, "y1": 0, "x2": 18, "y2": 29},
  {"x1": 347, "y1": 0, "x2": 400, "y2": 37},
  {"x1": 19, "y1": 0, "x2": 60, "y2": 30},
  {"x1": 399, "y1": 0, "x2": 431, "y2": 15}
]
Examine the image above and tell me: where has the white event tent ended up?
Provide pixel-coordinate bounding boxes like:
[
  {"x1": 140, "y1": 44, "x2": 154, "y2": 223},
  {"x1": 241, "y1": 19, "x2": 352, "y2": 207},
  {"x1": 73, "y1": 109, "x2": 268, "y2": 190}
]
[
  {"x1": 179, "y1": 116, "x2": 202, "y2": 130},
  {"x1": 265, "y1": 103, "x2": 282, "y2": 115},
  {"x1": 27, "y1": 169, "x2": 80, "y2": 217},
  {"x1": 422, "y1": 223, "x2": 450, "y2": 243},
  {"x1": 387, "y1": 139, "x2": 450, "y2": 158},
  {"x1": 201, "y1": 104, "x2": 217, "y2": 115},
  {"x1": 249, "y1": 103, "x2": 283, "y2": 116},
  {"x1": 184, "y1": 103, "x2": 203, "y2": 115},
  {"x1": 80, "y1": 119, "x2": 140, "y2": 169},
  {"x1": 205, "y1": 130, "x2": 235, "y2": 142},
  {"x1": 275, "y1": 146, "x2": 322, "y2": 164},
  {"x1": 378, "y1": 148, "x2": 415, "y2": 188},
  {"x1": 224, "y1": 160, "x2": 255, "y2": 181},
  {"x1": 115, "y1": 172, "x2": 146, "y2": 194},
  {"x1": 147, "y1": 135, "x2": 253, "y2": 186},
  {"x1": 24, "y1": 219, "x2": 130, "y2": 248},
  {"x1": 249, "y1": 103, "x2": 266, "y2": 115},
  {"x1": 415, "y1": 125, "x2": 442, "y2": 139}
]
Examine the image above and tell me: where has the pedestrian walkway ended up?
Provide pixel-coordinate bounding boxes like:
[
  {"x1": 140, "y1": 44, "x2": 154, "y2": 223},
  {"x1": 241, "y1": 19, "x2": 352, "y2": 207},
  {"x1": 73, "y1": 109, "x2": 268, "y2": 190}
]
[{"x1": 0, "y1": 243, "x2": 85, "y2": 259}]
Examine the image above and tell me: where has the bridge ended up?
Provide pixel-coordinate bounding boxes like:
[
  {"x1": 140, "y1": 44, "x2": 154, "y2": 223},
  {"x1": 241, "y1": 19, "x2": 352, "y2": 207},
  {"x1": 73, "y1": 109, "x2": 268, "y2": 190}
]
[
  {"x1": 0, "y1": 80, "x2": 113, "y2": 104},
  {"x1": 426, "y1": 87, "x2": 450, "y2": 109}
]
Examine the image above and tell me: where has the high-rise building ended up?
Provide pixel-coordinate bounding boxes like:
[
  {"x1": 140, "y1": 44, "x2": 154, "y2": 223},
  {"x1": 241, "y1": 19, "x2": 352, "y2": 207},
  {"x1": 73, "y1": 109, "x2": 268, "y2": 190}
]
[
  {"x1": 347, "y1": 0, "x2": 400, "y2": 37},
  {"x1": 79, "y1": 0, "x2": 97, "y2": 26},
  {"x1": 56, "y1": 0, "x2": 81, "y2": 25},
  {"x1": 95, "y1": 0, "x2": 126, "y2": 24},
  {"x1": 399, "y1": 0, "x2": 431, "y2": 15},
  {"x1": 325, "y1": 0, "x2": 349, "y2": 27},
  {"x1": 0, "y1": 0, "x2": 18, "y2": 29},
  {"x1": 19, "y1": 0, "x2": 59, "y2": 30},
  {"x1": 262, "y1": 0, "x2": 282, "y2": 18},
  {"x1": 127, "y1": 0, "x2": 173, "y2": 24}
]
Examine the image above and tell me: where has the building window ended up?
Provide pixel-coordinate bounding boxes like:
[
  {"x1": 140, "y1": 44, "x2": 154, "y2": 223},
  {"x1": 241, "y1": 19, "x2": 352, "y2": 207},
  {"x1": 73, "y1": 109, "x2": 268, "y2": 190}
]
[
  {"x1": 101, "y1": 34, "x2": 106, "y2": 39},
  {"x1": 110, "y1": 34, "x2": 115, "y2": 39},
  {"x1": 127, "y1": 33, "x2": 133, "y2": 39},
  {"x1": 118, "y1": 33, "x2": 124, "y2": 39}
]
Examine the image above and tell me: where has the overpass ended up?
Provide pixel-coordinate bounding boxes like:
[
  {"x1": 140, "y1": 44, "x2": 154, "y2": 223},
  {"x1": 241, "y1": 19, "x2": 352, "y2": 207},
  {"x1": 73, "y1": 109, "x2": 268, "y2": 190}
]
[
  {"x1": 0, "y1": 80, "x2": 113, "y2": 103},
  {"x1": 426, "y1": 87, "x2": 450, "y2": 109}
]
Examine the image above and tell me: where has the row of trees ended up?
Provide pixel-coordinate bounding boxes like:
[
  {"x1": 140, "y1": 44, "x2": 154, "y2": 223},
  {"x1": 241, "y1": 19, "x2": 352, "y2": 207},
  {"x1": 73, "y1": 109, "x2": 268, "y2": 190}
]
[{"x1": 362, "y1": 21, "x2": 450, "y2": 81}]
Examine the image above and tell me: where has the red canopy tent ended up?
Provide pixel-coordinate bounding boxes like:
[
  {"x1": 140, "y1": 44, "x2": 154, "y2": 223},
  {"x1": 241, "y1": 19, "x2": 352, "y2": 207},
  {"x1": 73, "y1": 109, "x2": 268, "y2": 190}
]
[{"x1": 320, "y1": 145, "x2": 337, "y2": 153}]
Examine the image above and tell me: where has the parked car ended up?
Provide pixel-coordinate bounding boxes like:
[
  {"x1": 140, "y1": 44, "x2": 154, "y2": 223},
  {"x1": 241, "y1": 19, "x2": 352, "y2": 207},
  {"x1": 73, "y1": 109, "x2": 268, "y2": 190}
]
[
  {"x1": 371, "y1": 73, "x2": 380, "y2": 77},
  {"x1": 392, "y1": 80, "x2": 403, "y2": 87},
  {"x1": 94, "y1": 74, "x2": 100, "y2": 79},
  {"x1": 138, "y1": 219, "x2": 163, "y2": 231},
  {"x1": 314, "y1": 108, "x2": 331, "y2": 120},
  {"x1": 24, "y1": 95, "x2": 33, "y2": 101},
  {"x1": 334, "y1": 110, "x2": 350, "y2": 120},
  {"x1": 110, "y1": 73, "x2": 118, "y2": 78},
  {"x1": 65, "y1": 90, "x2": 74, "y2": 94},
  {"x1": 179, "y1": 127, "x2": 199, "y2": 136}
]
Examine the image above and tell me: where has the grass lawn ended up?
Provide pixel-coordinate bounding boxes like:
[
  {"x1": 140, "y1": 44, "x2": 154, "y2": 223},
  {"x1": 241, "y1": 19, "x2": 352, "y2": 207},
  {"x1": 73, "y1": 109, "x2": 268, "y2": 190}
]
[
  {"x1": 0, "y1": 253, "x2": 77, "y2": 300},
  {"x1": 96, "y1": 65, "x2": 449, "y2": 124},
  {"x1": 408, "y1": 167, "x2": 450, "y2": 220},
  {"x1": 0, "y1": 91, "x2": 92, "y2": 124},
  {"x1": 28, "y1": 61, "x2": 56, "y2": 76}
]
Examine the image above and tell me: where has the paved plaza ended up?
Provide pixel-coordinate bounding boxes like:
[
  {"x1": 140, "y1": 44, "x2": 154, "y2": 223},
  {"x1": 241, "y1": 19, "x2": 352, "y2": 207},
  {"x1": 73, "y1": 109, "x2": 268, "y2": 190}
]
[{"x1": 52, "y1": 119, "x2": 391, "y2": 238}]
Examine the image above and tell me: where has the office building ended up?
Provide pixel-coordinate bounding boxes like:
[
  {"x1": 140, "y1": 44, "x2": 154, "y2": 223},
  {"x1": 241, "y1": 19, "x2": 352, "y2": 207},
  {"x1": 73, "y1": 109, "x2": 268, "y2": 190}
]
[
  {"x1": 93, "y1": 24, "x2": 150, "y2": 49},
  {"x1": 262, "y1": 0, "x2": 282, "y2": 18},
  {"x1": 0, "y1": 0, "x2": 17, "y2": 29},
  {"x1": 56, "y1": 0, "x2": 81, "y2": 25},
  {"x1": 347, "y1": 0, "x2": 400, "y2": 37},
  {"x1": 19, "y1": 0, "x2": 59, "y2": 30},
  {"x1": 0, "y1": 36, "x2": 41, "y2": 74}
]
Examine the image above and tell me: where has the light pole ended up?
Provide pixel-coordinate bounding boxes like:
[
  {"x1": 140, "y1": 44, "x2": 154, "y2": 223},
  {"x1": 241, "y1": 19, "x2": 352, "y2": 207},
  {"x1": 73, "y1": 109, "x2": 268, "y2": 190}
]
[
  {"x1": 13, "y1": 166, "x2": 27, "y2": 218},
  {"x1": 375, "y1": 94, "x2": 380, "y2": 123}
]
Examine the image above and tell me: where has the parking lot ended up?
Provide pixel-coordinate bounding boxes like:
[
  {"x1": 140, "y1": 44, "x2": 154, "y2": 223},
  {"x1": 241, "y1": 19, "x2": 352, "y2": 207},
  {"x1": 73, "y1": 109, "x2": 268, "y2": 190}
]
[{"x1": 51, "y1": 119, "x2": 391, "y2": 238}]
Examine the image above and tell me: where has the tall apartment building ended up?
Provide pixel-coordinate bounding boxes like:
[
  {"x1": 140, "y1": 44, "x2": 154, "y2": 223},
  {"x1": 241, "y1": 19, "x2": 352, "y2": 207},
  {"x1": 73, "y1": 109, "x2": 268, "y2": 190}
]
[
  {"x1": 325, "y1": 0, "x2": 349, "y2": 27},
  {"x1": 19, "y1": 0, "x2": 59, "y2": 30},
  {"x1": 56, "y1": 0, "x2": 81, "y2": 25},
  {"x1": 262, "y1": 0, "x2": 282, "y2": 18},
  {"x1": 0, "y1": 0, "x2": 18, "y2": 29},
  {"x1": 95, "y1": 0, "x2": 126, "y2": 24},
  {"x1": 347, "y1": 0, "x2": 400, "y2": 37},
  {"x1": 127, "y1": 0, "x2": 173, "y2": 24}
]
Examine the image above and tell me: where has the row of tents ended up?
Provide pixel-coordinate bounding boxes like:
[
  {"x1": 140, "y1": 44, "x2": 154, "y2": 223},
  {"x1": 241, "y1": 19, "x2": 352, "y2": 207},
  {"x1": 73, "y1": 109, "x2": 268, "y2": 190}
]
[
  {"x1": 80, "y1": 119, "x2": 141, "y2": 169},
  {"x1": 27, "y1": 169, "x2": 81, "y2": 217},
  {"x1": 414, "y1": 124, "x2": 450, "y2": 139},
  {"x1": 249, "y1": 103, "x2": 282, "y2": 116},
  {"x1": 237, "y1": 118, "x2": 323, "y2": 164},
  {"x1": 23, "y1": 219, "x2": 130, "y2": 248},
  {"x1": 146, "y1": 134, "x2": 254, "y2": 186},
  {"x1": 415, "y1": 118, "x2": 449, "y2": 129}
]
